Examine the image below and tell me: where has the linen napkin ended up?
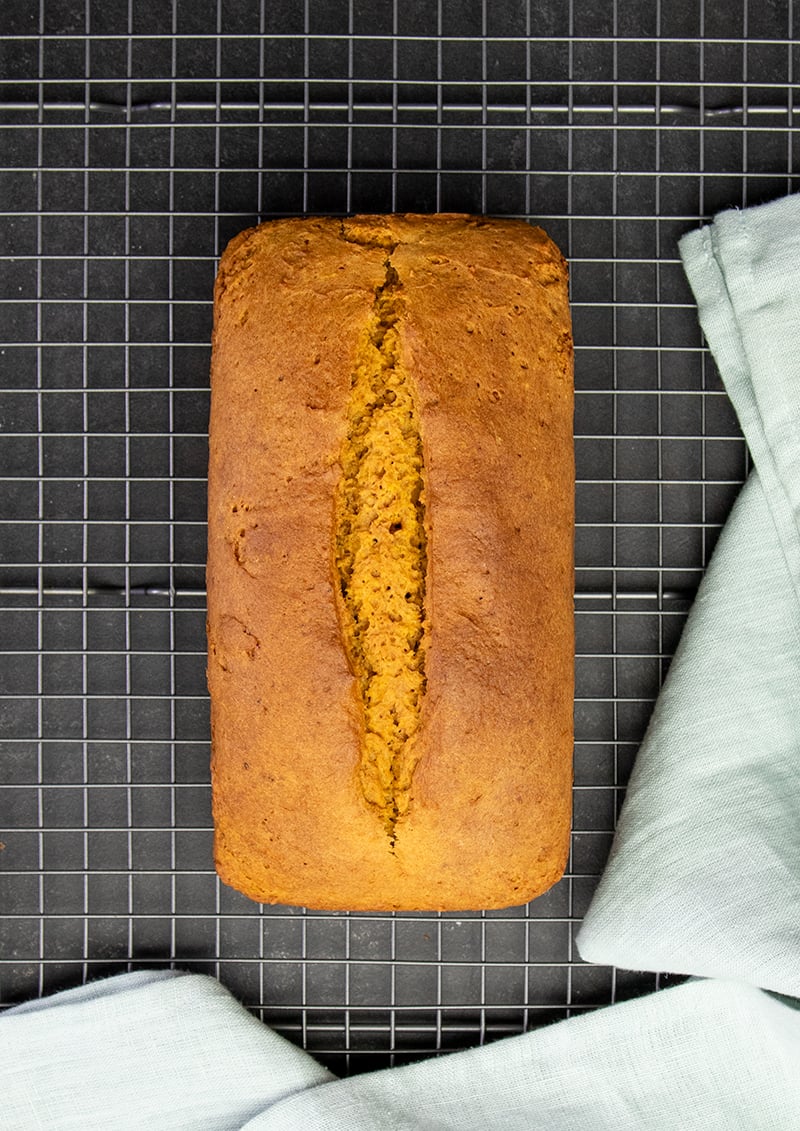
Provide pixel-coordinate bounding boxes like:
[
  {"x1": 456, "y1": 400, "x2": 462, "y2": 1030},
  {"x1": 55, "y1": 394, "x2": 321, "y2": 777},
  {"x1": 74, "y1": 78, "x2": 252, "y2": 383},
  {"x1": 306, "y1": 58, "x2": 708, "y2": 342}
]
[
  {"x1": 2, "y1": 969, "x2": 799, "y2": 1129},
  {"x1": 2, "y1": 970, "x2": 333, "y2": 1129},
  {"x1": 577, "y1": 192, "x2": 800, "y2": 996}
]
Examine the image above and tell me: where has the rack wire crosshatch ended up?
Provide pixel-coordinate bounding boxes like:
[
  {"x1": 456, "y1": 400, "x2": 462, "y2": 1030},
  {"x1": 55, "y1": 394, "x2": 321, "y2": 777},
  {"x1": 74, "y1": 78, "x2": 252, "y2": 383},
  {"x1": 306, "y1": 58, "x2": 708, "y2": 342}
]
[{"x1": 0, "y1": 0, "x2": 796, "y2": 1075}]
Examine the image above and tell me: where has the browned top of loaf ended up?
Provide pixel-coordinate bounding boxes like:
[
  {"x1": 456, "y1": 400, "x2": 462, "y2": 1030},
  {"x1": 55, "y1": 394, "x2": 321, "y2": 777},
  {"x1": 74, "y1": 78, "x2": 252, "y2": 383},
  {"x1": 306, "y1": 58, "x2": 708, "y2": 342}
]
[{"x1": 207, "y1": 213, "x2": 574, "y2": 911}]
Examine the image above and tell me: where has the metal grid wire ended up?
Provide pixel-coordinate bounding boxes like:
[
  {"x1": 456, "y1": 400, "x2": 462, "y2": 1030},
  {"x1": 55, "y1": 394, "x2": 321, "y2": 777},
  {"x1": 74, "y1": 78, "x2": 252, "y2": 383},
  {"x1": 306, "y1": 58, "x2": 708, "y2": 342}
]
[{"x1": 0, "y1": 0, "x2": 796, "y2": 1074}]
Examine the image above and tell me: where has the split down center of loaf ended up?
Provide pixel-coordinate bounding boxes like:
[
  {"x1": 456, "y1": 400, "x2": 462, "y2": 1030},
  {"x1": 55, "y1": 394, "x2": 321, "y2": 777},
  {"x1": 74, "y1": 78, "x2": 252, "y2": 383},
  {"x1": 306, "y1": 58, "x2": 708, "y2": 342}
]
[{"x1": 333, "y1": 258, "x2": 428, "y2": 838}]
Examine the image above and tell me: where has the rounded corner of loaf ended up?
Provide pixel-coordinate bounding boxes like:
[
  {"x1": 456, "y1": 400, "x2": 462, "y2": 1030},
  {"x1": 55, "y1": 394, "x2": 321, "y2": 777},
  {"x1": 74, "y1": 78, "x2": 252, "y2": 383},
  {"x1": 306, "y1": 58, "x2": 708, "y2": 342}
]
[
  {"x1": 217, "y1": 223, "x2": 259, "y2": 264},
  {"x1": 487, "y1": 855, "x2": 570, "y2": 913}
]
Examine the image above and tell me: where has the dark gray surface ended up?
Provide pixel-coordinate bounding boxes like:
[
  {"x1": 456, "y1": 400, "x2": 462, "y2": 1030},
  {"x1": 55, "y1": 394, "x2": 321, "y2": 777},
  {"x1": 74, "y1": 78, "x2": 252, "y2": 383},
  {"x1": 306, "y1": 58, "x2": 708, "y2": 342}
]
[{"x1": 0, "y1": 0, "x2": 794, "y2": 1074}]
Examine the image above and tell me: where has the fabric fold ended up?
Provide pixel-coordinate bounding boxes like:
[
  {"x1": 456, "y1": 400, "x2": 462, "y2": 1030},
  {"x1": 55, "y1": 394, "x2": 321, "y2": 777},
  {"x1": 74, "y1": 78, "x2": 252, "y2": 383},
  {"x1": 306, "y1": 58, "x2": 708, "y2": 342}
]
[
  {"x1": 680, "y1": 196, "x2": 800, "y2": 596},
  {"x1": 2, "y1": 971, "x2": 799, "y2": 1129},
  {"x1": 3, "y1": 970, "x2": 332, "y2": 1130},
  {"x1": 249, "y1": 978, "x2": 800, "y2": 1131},
  {"x1": 578, "y1": 193, "x2": 800, "y2": 996}
]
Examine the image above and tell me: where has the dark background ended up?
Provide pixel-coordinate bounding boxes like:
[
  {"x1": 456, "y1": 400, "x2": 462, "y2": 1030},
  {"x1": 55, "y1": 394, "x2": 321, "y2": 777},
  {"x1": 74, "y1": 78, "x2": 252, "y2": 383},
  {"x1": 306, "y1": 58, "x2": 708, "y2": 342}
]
[{"x1": 0, "y1": 0, "x2": 796, "y2": 1074}]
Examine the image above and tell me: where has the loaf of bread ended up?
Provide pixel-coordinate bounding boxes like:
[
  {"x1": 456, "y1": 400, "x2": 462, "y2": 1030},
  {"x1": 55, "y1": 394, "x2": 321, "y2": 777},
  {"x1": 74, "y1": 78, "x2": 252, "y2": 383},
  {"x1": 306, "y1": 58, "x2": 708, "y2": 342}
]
[{"x1": 207, "y1": 213, "x2": 574, "y2": 911}]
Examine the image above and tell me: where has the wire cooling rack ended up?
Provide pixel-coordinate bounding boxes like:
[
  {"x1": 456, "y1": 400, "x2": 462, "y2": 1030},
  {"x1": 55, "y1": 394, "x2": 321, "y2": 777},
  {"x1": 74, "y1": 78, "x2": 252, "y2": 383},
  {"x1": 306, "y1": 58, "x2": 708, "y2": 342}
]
[{"x1": 1, "y1": 0, "x2": 796, "y2": 1075}]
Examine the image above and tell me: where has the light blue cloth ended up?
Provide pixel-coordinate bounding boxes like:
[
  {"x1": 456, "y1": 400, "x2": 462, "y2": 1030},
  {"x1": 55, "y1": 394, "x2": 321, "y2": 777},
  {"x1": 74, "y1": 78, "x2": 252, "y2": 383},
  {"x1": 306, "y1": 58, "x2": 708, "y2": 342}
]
[
  {"x1": 3, "y1": 970, "x2": 333, "y2": 1129},
  {"x1": 3, "y1": 970, "x2": 799, "y2": 1129},
  {"x1": 578, "y1": 193, "x2": 800, "y2": 997}
]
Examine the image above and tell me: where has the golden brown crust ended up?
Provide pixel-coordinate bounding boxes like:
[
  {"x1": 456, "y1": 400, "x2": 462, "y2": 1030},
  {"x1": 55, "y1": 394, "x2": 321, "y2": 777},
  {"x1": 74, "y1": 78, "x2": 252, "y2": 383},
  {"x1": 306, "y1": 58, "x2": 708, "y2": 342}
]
[{"x1": 207, "y1": 214, "x2": 574, "y2": 911}]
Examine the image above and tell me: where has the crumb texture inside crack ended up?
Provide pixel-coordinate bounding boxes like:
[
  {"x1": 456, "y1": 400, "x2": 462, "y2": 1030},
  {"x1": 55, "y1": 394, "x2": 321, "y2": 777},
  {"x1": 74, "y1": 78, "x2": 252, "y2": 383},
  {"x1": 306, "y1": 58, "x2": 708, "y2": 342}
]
[{"x1": 334, "y1": 262, "x2": 428, "y2": 834}]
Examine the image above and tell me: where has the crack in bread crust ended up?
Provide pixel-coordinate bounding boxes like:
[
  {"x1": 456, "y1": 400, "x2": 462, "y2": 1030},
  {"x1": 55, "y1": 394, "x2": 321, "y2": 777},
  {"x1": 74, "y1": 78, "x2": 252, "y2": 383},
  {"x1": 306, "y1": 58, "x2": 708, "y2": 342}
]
[{"x1": 333, "y1": 259, "x2": 428, "y2": 838}]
